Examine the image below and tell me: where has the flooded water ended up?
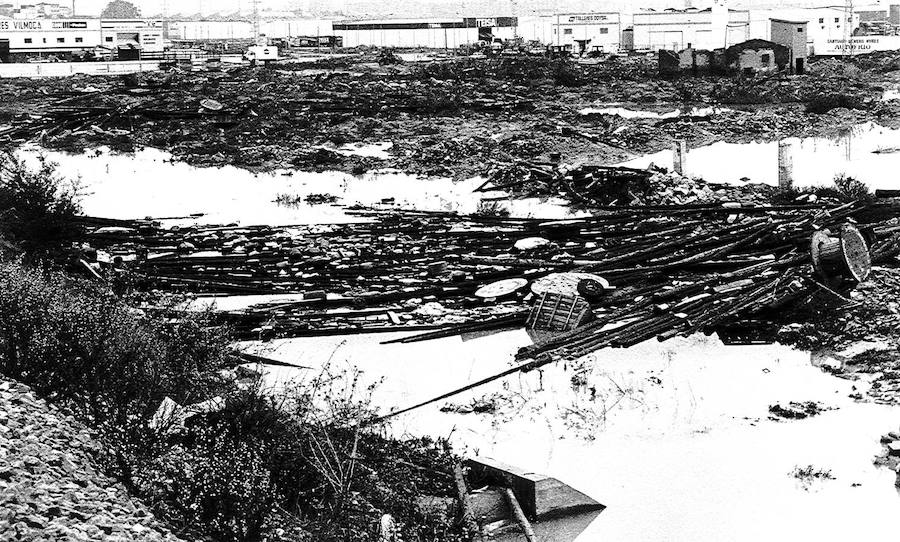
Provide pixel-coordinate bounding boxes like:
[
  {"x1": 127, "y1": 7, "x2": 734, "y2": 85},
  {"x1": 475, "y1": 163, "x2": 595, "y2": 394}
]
[
  {"x1": 620, "y1": 122, "x2": 900, "y2": 190},
  {"x1": 241, "y1": 331, "x2": 900, "y2": 542},
  {"x1": 20, "y1": 146, "x2": 582, "y2": 225},
  {"x1": 580, "y1": 106, "x2": 730, "y2": 119},
  {"x1": 21, "y1": 139, "x2": 900, "y2": 539}
]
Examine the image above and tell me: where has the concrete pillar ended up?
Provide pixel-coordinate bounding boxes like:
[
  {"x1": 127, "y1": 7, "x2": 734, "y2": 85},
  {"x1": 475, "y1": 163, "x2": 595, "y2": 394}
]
[
  {"x1": 778, "y1": 140, "x2": 793, "y2": 190},
  {"x1": 673, "y1": 139, "x2": 688, "y2": 175}
]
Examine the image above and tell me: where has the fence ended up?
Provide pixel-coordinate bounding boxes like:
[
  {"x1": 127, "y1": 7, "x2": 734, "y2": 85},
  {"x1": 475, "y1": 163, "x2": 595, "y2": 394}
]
[{"x1": 0, "y1": 60, "x2": 163, "y2": 78}]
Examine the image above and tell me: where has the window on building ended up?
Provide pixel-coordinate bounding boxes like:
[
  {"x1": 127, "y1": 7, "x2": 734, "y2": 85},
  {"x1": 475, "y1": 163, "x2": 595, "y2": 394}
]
[
  {"x1": 75, "y1": 37, "x2": 83, "y2": 43},
  {"x1": 24, "y1": 38, "x2": 32, "y2": 44},
  {"x1": 599, "y1": 28, "x2": 608, "y2": 34},
  {"x1": 57, "y1": 37, "x2": 64, "y2": 43},
  {"x1": 819, "y1": 17, "x2": 824, "y2": 23},
  {"x1": 42, "y1": 38, "x2": 47, "y2": 43},
  {"x1": 835, "y1": 17, "x2": 840, "y2": 23},
  {"x1": 761, "y1": 53, "x2": 771, "y2": 65},
  {"x1": 563, "y1": 28, "x2": 573, "y2": 35},
  {"x1": 105, "y1": 36, "x2": 113, "y2": 42},
  {"x1": 797, "y1": 27, "x2": 804, "y2": 33}
]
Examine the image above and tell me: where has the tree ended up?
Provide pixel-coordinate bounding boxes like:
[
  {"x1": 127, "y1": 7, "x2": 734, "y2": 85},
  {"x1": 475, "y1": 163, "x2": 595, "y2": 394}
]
[{"x1": 101, "y1": 0, "x2": 141, "y2": 19}]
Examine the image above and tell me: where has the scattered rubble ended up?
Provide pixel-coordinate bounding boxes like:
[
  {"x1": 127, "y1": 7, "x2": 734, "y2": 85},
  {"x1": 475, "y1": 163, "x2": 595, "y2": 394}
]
[
  {"x1": 768, "y1": 401, "x2": 831, "y2": 420},
  {"x1": 790, "y1": 465, "x2": 836, "y2": 490},
  {"x1": 2, "y1": 53, "x2": 899, "y2": 181},
  {"x1": 0, "y1": 378, "x2": 184, "y2": 541}
]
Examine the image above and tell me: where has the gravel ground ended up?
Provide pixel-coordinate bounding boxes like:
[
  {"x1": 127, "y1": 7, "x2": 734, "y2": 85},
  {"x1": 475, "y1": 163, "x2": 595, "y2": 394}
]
[{"x1": 0, "y1": 377, "x2": 184, "y2": 541}]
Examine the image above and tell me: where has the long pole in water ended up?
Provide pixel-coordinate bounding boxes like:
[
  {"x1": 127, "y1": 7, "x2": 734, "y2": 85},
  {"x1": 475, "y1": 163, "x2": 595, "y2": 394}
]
[{"x1": 368, "y1": 358, "x2": 548, "y2": 424}]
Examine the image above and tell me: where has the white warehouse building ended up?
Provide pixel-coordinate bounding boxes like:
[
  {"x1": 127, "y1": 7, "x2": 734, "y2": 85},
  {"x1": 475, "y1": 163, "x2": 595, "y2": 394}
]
[
  {"x1": 333, "y1": 17, "x2": 518, "y2": 49},
  {"x1": 631, "y1": 1, "x2": 750, "y2": 51},
  {"x1": 0, "y1": 17, "x2": 164, "y2": 60},
  {"x1": 752, "y1": 6, "x2": 860, "y2": 55},
  {"x1": 519, "y1": 12, "x2": 621, "y2": 53}
]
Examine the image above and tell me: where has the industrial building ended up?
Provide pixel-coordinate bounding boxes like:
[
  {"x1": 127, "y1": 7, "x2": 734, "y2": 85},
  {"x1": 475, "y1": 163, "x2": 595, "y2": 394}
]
[
  {"x1": 770, "y1": 18, "x2": 808, "y2": 73},
  {"x1": 0, "y1": 17, "x2": 164, "y2": 61},
  {"x1": 631, "y1": 1, "x2": 751, "y2": 52},
  {"x1": 518, "y1": 13, "x2": 621, "y2": 54},
  {"x1": 333, "y1": 17, "x2": 518, "y2": 49},
  {"x1": 166, "y1": 19, "x2": 334, "y2": 43},
  {"x1": 754, "y1": 6, "x2": 859, "y2": 55}
]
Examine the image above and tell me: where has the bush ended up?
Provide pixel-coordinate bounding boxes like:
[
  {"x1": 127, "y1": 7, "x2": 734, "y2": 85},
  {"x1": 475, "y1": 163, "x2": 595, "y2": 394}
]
[
  {"x1": 0, "y1": 153, "x2": 82, "y2": 256},
  {"x1": 0, "y1": 260, "x2": 229, "y2": 428},
  {"x1": 550, "y1": 59, "x2": 585, "y2": 87},
  {"x1": 805, "y1": 93, "x2": 864, "y2": 114},
  {"x1": 0, "y1": 260, "x2": 462, "y2": 542},
  {"x1": 832, "y1": 173, "x2": 872, "y2": 201}
]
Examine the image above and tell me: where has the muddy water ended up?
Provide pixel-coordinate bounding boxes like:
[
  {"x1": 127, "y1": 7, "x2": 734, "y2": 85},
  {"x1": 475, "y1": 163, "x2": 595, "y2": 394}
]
[
  {"x1": 24, "y1": 142, "x2": 900, "y2": 539},
  {"x1": 620, "y1": 121, "x2": 900, "y2": 190},
  {"x1": 19, "y1": 146, "x2": 582, "y2": 225},
  {"x1": 241, "y1": 332, "x2": 900, "y2": 542}
]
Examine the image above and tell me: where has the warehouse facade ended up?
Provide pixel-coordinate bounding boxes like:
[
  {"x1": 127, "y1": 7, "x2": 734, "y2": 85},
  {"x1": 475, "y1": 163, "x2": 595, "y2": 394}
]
[
  {"x1": 333, "y1": 17, "x2": 518, "y2": 49},
  {"x1": 0, "y1": 17, "x2": 164, "y2": 60},
  {"x1": 631, "y1": 2, "x2": 751, "y2": 52},
  {"x1": 518, "y1": 13, "x2": 621, "y2": 53}
]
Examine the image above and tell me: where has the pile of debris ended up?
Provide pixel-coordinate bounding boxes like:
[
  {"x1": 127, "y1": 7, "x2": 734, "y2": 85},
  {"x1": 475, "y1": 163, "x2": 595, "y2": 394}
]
[
  {"x1": 481, "y1": 161, "x2": 779, "y2": 207},
  {"x1": 75, "y1": 199, "x2": 900, "y2": 354}
]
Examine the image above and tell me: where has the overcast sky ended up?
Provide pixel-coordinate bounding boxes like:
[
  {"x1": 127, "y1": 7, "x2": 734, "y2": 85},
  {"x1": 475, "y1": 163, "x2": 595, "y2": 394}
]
[{"x1": 25, "y1": 0, "x2": 883, "y2": 18}]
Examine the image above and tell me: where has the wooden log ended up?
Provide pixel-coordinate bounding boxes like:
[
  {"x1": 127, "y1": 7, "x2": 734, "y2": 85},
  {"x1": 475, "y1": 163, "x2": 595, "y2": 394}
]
[
  {"x1": 453, "y1": 463, "x2": 481, "y2": 540},
  {"x1": 504, "y1": 487, "x2": 539, "y2": 542},
  {"x1": 466, "y1": 457, "x2": 604, "y2": 520}
]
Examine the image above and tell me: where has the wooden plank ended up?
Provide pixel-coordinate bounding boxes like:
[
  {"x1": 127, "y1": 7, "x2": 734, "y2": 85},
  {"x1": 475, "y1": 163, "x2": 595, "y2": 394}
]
[{"x1": 466, "y1": 457, "x2": 604, "y2": 520}]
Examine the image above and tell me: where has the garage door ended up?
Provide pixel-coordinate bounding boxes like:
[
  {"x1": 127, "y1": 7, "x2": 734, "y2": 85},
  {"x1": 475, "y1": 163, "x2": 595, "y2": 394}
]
[{"x1": 649, "y1": 31, "x2": 683, "y2": 51}]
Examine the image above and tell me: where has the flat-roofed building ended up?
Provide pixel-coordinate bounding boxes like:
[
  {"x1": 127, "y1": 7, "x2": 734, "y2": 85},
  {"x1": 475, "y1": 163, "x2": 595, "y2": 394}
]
[
  {"x1": 632, "y1": 1, "x2": 750, "y2": 52},
  {"x1": 101, "y1": 19, "x2": 164, "y2": 53},
  {"x1": 333, "y1": 17, "x2": 518, "y2": 49},
  {"x1": 538, "y1": 12, "x2": 621, "y2": 54},
  {"x1": 0, "y1": 17, "x2": 100, "y2": 58}
]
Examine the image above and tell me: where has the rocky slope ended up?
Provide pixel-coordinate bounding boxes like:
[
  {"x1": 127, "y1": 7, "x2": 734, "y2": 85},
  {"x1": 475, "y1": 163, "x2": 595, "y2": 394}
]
[{"x1": 0, "y1": 377, "x2": 183, "y2": 541}]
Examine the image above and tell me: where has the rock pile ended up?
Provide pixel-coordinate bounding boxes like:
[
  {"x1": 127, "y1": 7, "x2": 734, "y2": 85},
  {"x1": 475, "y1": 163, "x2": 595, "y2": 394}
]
[
  {"x1": 0, "y1": 377, "x2": 183, "y2": 541},
  {"x1": 643, "y1": 171, "x2": 775, "y2": 206}
]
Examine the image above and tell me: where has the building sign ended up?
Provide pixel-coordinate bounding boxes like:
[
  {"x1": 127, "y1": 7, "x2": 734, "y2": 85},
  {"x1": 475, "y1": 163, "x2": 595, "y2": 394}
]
[
  {"x1": 0, "y1": 19, "x2": 91, "y2": 31},
  {"x1": 820, "y1": 36, "x2": 900, "y2": 55},
  {"x1": 566, "y1": 14, "x2": 610, "y2": 24},
  {"x1": 0, "y1": 19, "x2": 46, "y2": 31},
  {"x1": 53, "y1": 21, "x2": 88, "y2": 29},
  {"x1": 475, "y1": 18, "x2": 497, "y2": 27}
]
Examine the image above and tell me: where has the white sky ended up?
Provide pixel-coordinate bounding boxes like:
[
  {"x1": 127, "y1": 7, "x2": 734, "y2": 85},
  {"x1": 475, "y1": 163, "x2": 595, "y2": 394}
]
[{"x1": 14, "y1": 0, "x2": 886, "y2": 17}]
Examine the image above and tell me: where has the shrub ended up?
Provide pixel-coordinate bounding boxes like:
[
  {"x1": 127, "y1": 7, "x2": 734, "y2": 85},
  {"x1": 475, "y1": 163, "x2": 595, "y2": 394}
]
[
  {"x1": 142, "y1": 423, "x2": 279, "y2": 542},
  {"x1": 805, "y1": 93, "x2": 864, "y2": 114},
  {"x1": 550, "y1": 59, "x2": 585, "y2": 87},
  {"x1": 0, "y1": 152, "x2": 82, "y2": 256},
  {"x1": 0, "y1": 260, "x2": 229, "y2": 428},
  {"x1": 832, "y1": 173, "x2": 872, "y2": 201},
  {"x1": 0, "y1": 260, "x2": 462, "y2": 542}
]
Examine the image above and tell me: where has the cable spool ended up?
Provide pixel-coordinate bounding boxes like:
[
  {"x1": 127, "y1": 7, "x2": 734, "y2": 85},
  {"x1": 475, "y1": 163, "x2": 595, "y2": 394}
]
[{"x1": 810, "y1": 223, "x2": 872, "y2": 283}]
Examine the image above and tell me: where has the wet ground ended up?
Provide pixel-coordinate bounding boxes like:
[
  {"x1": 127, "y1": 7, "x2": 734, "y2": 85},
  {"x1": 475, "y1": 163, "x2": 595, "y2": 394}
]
[
  {"x1": 240, "y1": 331, "x2": 900, "y2": 542},
  {"x1": 23, "y1": 146, "x2": 581, "y2": 225},
  {"x1": 17, "y1": 107, "x2": 900, "y2": 540},
  {"x1": 620, "y1": 121, "x2": 900, "y2": 189}
]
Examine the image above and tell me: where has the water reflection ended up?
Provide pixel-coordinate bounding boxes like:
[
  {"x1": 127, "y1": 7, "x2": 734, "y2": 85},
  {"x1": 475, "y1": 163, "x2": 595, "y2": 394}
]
[
  {"x1": 18, "y1": 146, "x2": 583, "y2": 226},
  {"x1": 619, "y1": 122, "x2": 900, "y2": 190},
  {"x1": 241, "y1": 331, "x2": 900, "y2": 542}
]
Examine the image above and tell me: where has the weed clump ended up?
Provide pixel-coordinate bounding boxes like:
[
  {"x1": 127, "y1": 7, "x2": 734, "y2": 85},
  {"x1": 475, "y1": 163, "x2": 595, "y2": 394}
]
[
  {"x1": 0, "y1": 260, "x2": 463, "y2": 542},
  {"x1": 805, "y1": 93, "x2": 864, "y2": 114}
]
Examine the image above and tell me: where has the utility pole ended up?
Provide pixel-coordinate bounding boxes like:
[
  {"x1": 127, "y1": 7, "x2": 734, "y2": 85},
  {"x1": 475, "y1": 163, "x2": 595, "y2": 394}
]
[{"x1": 252, "y1": 0, "x2": 260, "y2": 44}]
